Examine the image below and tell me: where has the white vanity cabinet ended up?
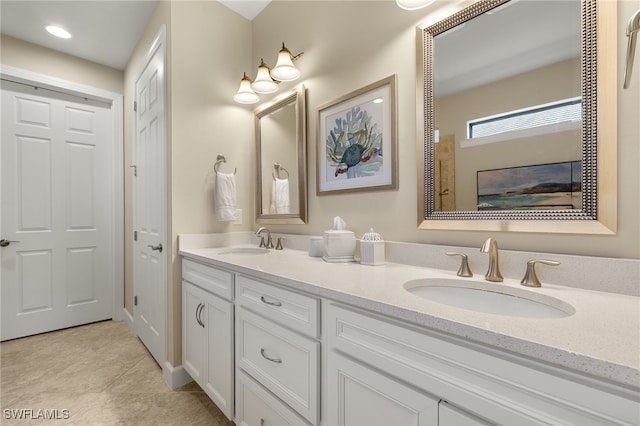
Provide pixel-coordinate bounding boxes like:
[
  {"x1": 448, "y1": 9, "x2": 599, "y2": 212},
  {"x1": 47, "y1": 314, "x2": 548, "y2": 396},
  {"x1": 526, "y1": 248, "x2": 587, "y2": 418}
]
[
  {"x1": 438, "y1": 401, "x2": 492, "y2": 426},
  {"x1": 181, "y1": 259, "x2": 234, "y2": 420},
  {"x1": 235, "y1": 275, "x2": 320, "y2": 425},
  {"x1": 325, "y1": 302, "x2": 640, "y2": 426}
]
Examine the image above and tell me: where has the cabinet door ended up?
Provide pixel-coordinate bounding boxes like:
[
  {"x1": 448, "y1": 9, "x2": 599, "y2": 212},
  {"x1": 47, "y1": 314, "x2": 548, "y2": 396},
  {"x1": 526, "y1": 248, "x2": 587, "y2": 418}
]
[
  {"x1": 236, "y1": 370, "x2": 310, "y2": 426},
  {"x1": 182, "y1": 281, "x2": 206, "y2": 383},
  {"x1": 202, "y1": 289, "x2": 234, "y2": 420},
  {"x1": 327, "y1": 351, "x2": 438, "y2": 426},
  {"x1": 439, "y1": 401, "x2": 493, "y2": 426}
]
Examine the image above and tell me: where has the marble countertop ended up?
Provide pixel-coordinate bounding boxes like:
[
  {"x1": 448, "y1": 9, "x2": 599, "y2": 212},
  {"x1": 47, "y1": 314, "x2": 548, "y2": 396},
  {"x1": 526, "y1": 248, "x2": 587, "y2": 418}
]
[{"x1": 179, "y1": 244, "x2": 640, "y2": 389}]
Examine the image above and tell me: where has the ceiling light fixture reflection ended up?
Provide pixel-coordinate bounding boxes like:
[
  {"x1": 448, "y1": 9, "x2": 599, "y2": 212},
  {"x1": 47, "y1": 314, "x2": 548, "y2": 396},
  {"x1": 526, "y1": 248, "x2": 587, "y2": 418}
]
[
  {"x1": 45, "y1": 25, "x2": 71, "y2": 39},
  {"x1": 395, "y1": 0, "x2": 435, "y2": 11}
]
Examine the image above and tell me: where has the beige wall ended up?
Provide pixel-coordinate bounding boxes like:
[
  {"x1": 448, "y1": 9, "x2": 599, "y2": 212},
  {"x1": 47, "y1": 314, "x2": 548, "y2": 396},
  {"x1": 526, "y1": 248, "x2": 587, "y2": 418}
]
[
  {"x1": 0, "y1": 34, "x2": 123, "y2": 94},
  {"x1": 251, "y1": 0, "x2": 640, "y2": 260},
  {"x1": 168, "y1": 1, "x2": 253, "y2": 366}
]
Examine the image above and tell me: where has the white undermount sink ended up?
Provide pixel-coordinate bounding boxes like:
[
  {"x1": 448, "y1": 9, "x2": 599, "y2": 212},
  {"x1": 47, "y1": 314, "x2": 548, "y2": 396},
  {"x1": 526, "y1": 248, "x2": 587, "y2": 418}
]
[
  {"x1": 217, "y1": 247, "x2": 270, "y2": 256},
  {"x1": 404, "y1": 278, "x2": 574, "y2": 319}
]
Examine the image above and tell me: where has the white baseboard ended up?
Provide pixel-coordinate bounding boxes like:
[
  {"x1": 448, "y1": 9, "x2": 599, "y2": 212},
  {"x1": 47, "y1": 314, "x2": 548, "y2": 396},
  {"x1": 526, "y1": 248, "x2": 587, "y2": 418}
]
[
  {"x1": 121, "y1": 307, "x2": 134, "y2": 333},
  {"x1": 163, "y1": 361, "x2": 193, "y2": 390}
]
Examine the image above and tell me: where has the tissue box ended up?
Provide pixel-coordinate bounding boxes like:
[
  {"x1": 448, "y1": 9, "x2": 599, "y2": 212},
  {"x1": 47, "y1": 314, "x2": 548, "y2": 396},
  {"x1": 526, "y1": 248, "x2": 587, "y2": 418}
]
[
  {"x1": 360, "y1": 240, "x2": 385, "y2": 266},
  {"x1": 323, "y1": 230, "x2": 356, "y2": 262}
]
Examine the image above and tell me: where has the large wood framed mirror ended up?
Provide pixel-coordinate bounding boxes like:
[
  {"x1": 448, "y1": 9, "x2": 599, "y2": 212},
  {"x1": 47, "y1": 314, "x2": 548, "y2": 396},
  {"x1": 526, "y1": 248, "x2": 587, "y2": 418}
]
[
  {"x1": 255, "y1": 85, "x2": 307, "y2": 224},
  {"x1": 417, "y1": 0, "x2": 617, "y2": 234}
]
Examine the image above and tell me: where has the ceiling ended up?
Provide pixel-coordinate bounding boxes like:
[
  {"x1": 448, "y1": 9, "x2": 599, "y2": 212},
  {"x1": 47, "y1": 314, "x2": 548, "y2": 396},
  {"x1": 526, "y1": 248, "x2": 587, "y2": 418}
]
[{"x1": 0, "y1": 0, "x2": 270, "y2": 71}]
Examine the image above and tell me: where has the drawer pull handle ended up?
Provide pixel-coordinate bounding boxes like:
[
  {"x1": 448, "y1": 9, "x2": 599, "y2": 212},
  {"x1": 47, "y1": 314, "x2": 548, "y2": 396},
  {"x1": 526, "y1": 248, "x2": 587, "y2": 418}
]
[
  {"x1": 260, "y1": 348, "x2": 282, "y2": 364},
  {"x1": 260, "y1": 296, "x2": 282, "y2": 307}
]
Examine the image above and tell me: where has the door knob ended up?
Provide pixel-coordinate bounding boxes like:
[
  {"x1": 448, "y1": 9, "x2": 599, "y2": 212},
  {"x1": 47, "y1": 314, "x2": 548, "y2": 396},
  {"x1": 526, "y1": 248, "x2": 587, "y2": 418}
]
[
  {"x1": 147, "y1": 243, "x2": 163, "y2": 253},
  {"x1": 0, "y1": 239, "x2": 20, "y2": 247}
]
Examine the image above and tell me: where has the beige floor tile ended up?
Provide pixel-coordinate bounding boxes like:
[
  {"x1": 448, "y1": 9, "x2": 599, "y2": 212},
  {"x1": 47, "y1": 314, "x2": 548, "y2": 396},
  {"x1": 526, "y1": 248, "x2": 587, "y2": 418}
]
[{"x1": 1, "y1": 321, "x2": 234, "y2": 425}]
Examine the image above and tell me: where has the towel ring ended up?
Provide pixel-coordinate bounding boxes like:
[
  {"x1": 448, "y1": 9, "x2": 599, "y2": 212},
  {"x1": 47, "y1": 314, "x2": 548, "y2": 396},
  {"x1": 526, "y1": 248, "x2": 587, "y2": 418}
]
[
  {"x1": 272, "y1": 163, "x2": 290, "y2": 180},
  {"x1": 214, "y1": 154, "x2": 236, "y2": 175}
]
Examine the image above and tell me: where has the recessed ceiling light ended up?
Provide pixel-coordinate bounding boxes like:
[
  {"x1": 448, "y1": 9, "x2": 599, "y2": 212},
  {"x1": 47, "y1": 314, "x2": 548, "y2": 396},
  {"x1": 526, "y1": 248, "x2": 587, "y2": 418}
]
[{"x1": 45, "y1": 25, "x2": 71, "y2": 39}]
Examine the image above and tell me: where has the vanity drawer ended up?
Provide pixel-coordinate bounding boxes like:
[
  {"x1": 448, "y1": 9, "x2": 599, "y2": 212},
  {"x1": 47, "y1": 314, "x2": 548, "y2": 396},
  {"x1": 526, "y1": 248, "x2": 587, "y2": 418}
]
[
  {"x1": 236, "y1": 306, "x2": 319, "y2": 425},
  {"x1": 235, "y1": 274, "x2": 319, "y2": 338},
  {"x1": 182, "y1": 259, "x2": 233, "y2": 301},
  {"x1": 236, "y1": 369, "x2": 311, "y2": 426}
]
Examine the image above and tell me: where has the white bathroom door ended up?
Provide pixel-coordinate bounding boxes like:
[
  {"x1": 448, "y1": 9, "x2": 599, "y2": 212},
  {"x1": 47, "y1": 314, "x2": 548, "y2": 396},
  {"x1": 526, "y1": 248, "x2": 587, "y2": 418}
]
[
  {"x1": 0, "y1": 79, "x2": 114, "y2": 341},
  {"x1": 133, "y1": 30, "x2": 167, "y2": 367}
]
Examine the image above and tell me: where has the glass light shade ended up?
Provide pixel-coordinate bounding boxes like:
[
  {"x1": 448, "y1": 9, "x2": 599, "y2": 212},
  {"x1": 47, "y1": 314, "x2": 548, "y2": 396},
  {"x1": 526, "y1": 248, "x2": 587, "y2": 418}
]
[
  {"x1": 270, "y1": 48, "x2": 301, "y2": 82},
  {"x1": 233, "y1": 74, "x2": 259, "y2": 104},
  {"x1": 395, "y1": 0, "x2": 435, "y2": 10},
  {"x1": 251, "y1": 60, "x2": 278, "y2": 94}
]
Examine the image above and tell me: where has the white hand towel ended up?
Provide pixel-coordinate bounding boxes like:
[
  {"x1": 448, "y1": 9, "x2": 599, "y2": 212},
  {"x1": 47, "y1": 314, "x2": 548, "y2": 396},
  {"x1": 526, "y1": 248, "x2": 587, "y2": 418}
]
[
  {"x1": 270, "y1": 178, "x2": 290, "y2": 214},
  {"x1": 215, "y1": 172, "x2": 237, "y2": 221}
]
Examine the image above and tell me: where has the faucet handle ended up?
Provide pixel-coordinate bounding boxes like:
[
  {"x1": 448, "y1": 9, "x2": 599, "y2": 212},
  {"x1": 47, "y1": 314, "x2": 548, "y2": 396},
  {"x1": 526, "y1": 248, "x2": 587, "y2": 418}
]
[
  {"x1": 275, "y1": 237, "x2": 285, "y2": 250},
  {"x1": 445, "y1": 252, "x2": 473, "y2": 277},
  {"x1": 258, "y1": 236, "x2": 266, "y2": 248},
  {"x1": 521, "y1": 259, "x2": 560, "y2": 288}
]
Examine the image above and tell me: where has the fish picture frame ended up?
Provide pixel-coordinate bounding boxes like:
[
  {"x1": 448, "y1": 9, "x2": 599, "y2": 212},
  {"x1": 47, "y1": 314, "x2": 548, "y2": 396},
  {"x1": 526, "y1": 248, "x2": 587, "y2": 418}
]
[{"x1": 316, "y1": 75, "x2": 398, "y2": 194}]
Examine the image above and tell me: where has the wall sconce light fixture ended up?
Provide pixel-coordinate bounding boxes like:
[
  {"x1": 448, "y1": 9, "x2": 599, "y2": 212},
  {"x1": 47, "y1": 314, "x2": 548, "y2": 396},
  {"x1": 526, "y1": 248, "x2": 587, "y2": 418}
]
[
  {"x1": 234, "y1": 42, "x2": 304, "y2": 104},
  {"x1": 395, "y1": 0, "x2": 435, "y2": 10},
  {"x1": 233, "y1": 73, "x2": 261, "y2": 104}
]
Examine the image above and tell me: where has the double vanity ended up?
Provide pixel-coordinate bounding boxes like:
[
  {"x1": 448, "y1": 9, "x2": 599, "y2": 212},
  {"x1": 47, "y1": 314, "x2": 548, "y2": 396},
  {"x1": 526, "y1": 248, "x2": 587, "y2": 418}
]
[{"x1": 179, "y1": 232, "x2": 639, "y2": 426}]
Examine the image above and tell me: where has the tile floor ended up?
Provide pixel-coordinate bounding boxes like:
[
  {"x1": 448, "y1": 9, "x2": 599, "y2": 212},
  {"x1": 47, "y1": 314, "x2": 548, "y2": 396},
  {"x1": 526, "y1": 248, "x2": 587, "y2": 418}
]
[{"x1": 1, "y1": 320, "x2": 234, "y2": 425}]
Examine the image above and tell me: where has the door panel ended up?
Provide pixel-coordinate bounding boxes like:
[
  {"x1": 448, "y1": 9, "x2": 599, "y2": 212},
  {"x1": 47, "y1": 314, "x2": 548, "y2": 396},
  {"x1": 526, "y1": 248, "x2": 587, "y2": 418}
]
[
  {"x1": 1, "y1": 80, "x2": 114, "y2": 341},
  {"x1": 133, "y1": 33, "x2": 166, "y2": 367}
]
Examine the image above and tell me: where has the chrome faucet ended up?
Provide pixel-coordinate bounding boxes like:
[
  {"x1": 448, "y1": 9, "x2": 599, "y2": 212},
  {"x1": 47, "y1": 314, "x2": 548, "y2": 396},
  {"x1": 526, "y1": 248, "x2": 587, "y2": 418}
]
[
  {"x1": 480, "y1": 237, "x2": 503, "y2": 282},
  {"x1": 256, "y1": 227, "x2": 274, "y2": 249}
]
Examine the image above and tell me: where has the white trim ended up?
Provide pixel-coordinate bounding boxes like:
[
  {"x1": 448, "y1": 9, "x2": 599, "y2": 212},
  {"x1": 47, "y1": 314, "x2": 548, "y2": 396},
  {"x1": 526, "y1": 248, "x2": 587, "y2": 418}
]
[
  {"x1": 163, "y1": 361, "x2": 194, "y2": 390},
  {"x1": 121, "y1": 307, "x2": 135, "y2": 332},
  {"x1": 0, "y1": 65, "x2": 120, "y2": 104},
  {"x1": 0, "y1": 65, "x2": 125, "y2": 329}
]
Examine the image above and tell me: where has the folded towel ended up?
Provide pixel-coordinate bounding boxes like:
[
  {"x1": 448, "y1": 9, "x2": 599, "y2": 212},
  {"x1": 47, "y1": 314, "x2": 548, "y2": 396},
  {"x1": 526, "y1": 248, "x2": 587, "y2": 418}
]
[
  {"x1": 270, "y1": 178, "x2": 290, "y2": 214},
  {"x1": 215, "y1": 172, "x2": 237, "y2": 221}
]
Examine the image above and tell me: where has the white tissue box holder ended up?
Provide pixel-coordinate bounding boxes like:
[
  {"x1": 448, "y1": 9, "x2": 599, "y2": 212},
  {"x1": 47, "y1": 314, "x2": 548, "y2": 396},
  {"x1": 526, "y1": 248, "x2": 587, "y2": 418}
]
[
  {"x1": 360, "y1": 240, "x2": 385, "y2": 266},
  {"x1": 323, "y1": 230, "x2": 356, "y2": 262}
]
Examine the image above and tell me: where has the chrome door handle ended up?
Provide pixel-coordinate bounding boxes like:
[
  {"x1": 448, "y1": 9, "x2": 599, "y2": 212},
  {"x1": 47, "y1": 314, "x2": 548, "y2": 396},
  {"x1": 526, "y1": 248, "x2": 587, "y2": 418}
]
[
  {"x1": 147, "y1": 243, "x2": 163, "y2": 253},
  {"x1": 260, "y1": 348, "x2": 282, "y2": 364},
  {"x1": 0, "y1": 239, "x2": 20, "y2": 247}
]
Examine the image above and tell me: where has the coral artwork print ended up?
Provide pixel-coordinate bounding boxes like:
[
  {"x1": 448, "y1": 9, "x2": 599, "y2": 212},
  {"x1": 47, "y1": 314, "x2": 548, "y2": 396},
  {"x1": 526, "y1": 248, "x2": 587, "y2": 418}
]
[{"x1": 325, "y1": 103, "x2": 383, "y2": 180}]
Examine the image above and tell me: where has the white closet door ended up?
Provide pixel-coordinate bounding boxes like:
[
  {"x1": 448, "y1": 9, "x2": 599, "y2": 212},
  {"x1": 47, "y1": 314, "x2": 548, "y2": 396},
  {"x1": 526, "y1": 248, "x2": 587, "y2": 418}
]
[{"x1": 1, "y1": 79, "x2": 114, "y2": 341}]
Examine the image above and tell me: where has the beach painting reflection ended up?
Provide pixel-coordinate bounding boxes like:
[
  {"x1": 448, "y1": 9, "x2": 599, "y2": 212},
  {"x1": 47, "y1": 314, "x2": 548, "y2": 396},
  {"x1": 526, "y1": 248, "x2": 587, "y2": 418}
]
[{"x1": 477, "y1": 161, "x2": 581, "y2": 211}]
